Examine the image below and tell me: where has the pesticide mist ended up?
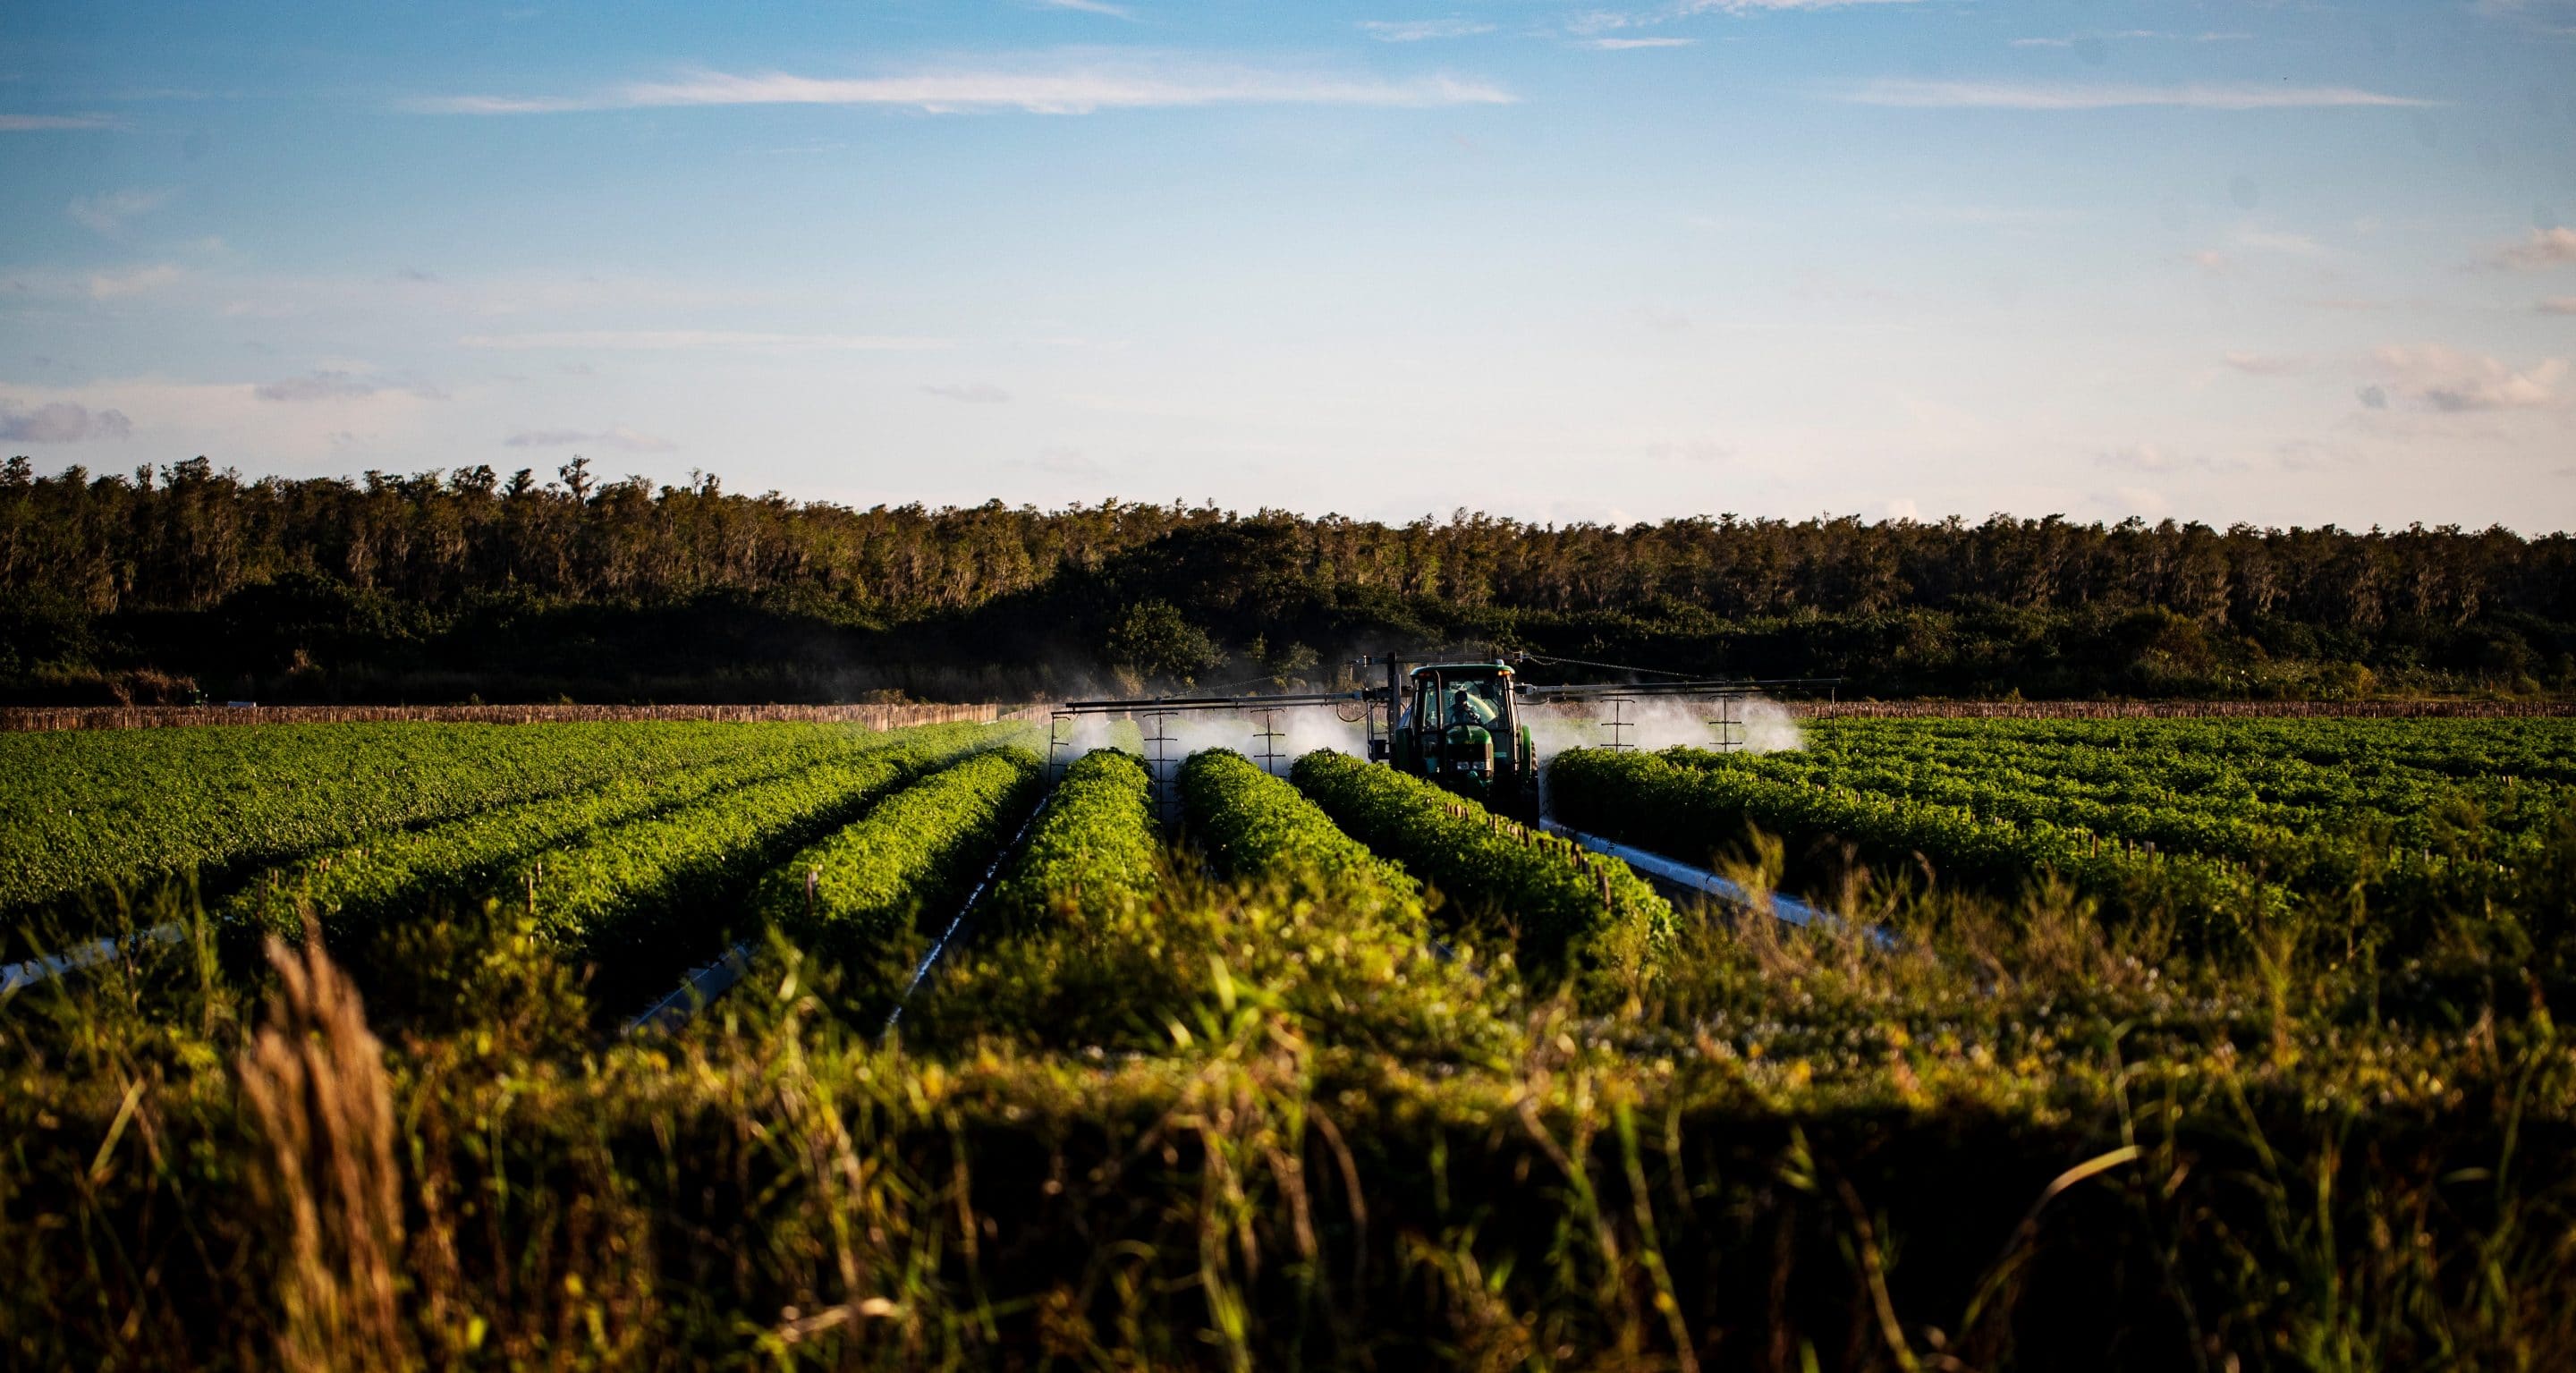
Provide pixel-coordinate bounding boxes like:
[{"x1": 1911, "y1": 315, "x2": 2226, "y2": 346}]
[
  {"x1": 1521, "y1": 696, "x2": 1803, "y2": 765},
  {"x1": 1049, "y1": 696, "x2": 1801, "y2": 783}
]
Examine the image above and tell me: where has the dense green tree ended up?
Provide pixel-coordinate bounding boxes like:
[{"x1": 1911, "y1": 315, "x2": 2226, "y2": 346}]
[{"x1": 4, "y1": 459, "x2": 2571, "y2": 703}]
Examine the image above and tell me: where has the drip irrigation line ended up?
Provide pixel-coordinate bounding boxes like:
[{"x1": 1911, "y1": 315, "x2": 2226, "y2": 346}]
[
  {"x1": 3, "y1": 921, "x2": 185, "y2": 995},
  {"x1": 623, "y1": 940, "x2": 756, "y2": 1037},
  {"x1": 1538, "y1": 819, "x2": 1894, "y2": 949},
  {"x1": 882, "y1": 791, "x2": 1055, "y2": 1038}
]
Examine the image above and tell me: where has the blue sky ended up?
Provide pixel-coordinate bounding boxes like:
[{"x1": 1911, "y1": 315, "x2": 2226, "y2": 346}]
[{"x1": 4, "y1": 1, "x2": 2572, "y2": 529}]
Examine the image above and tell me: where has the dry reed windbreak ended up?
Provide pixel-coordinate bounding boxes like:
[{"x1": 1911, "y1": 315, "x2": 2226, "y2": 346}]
[
  {"x1": 1792, "y1": 698, "x2": 2576, "y2": 720},
  {"x1": 0, "y1": 701, "x2": 1055, "y2": 733}
]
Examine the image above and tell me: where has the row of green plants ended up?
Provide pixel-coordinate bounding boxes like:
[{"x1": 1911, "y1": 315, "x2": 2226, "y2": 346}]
[
  {"x1": 16, "y1": 784, "x2": 2576, "y2": 1370},
  {"x1": 899, "y1": 750, "x2": 1521, "y2": 1063},
  {"x1": 2, "y1": 720, "x2": 839, "y2": 928},
  {"x1": 1554, "y1": 746, "x2": 2283, "y2": 944},
  {"x1": 211, "y1": 727, "x2": 930, "y2": 950},
  {"x1": 1562, "y1": 725, "x2": 2576, "y2": 958},
  {"x1": 981, "y1": 749, "x2": 1160, "y2": 930},
  {"x1": 1289, "y1": 749, "x2": 1672, "y2": 992},
  {"x1": 1177, "y1": 748, "x2": 1424, "y2": 923},
  {"x1": 497, "y1": 725, "x2": 1009, "y2": 1000},
  {"x1": 1749, "y1": 719, "x2": 2570, "y2": 844},
  {"x1": 755, "y1": 747, "x2": 1046, "y2": 1004}
]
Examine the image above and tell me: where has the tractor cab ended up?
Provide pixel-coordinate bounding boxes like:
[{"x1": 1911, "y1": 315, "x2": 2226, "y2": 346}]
[{"x1": 1375, "y1": 661, "x2": 1538, "y2": 815}]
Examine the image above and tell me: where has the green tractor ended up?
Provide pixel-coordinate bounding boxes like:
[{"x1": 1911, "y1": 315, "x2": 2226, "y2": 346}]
[
  {"x1": 1048, "y1": 650, "x2": 1828, "y2": 824},
  {"x1": 1368, "y1": 659, "x2": 1539, "y2": 817}
]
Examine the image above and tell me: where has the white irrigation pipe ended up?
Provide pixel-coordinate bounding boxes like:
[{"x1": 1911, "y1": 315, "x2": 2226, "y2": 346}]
[
  {"x1": 623, "y1": 939, "x2": 758, "y2": 1037},
  {"x1": 1, "y1": 921, "x2": 185, "y2": 995},
  {"x1": 1538, "y1": 819, "x2": 1893, "y2": 947},
  {"x1": 884, "y1": 792, "x2": 1055, "y2": 1036}
]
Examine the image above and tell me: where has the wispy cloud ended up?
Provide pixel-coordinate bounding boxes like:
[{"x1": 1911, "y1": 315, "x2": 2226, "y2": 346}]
[
  {"x1": 1571, "y1": 0, "x2": 1917, "y2": 38},
  {"x1": 67, "y1": 188, "x2": 173, "y2": 235},
  {"x1": 923, "y1": 382, "x2": 1013, "y2": 403},
  {"x1": 1359, "y1": 19, "x2": 1495, "y2": 42},
  {"x1": 459, "y1": 329, "x2": 952, "y2": 352},
  {"x1": 1584, "y1": 37, "x2": 1696, "y2": 48},
  {"x1": 1036, "y1": 0, "x2": 1134, "y2": 17},
  {"x1": 2096, "y1": 443, "x2": 2244, "y2": 474},
  {"x1": 1843, "y1": 80, "x2": 2439, "y2": 110},
  {"x1": 503, "y1": 425, "x2": 676, "y2": 452},
  {"x1": 415, "y1": 60, "x2": 1516, "y2": 115},
  {"x1": 2487, "y1": 227, "x2": 2576, "y2": 271},
  {"x1": 0, "y1": 113, "x2": 124, "y2": 131},
  {"x1": 1894, "y1": 202, "x2": 2088, "y2": 228},
  {"x1": 2233, "y1": 228, "x2": 2326, "y2": 257},
  {"x1": 2540, "y1": 297, "x2": 2576, "y2": 315},
  {"x1": 0, "y1": 401, "x2": 131, "y2": 443},
  {"x1": 89, "y1": 263, "x2": 182, "y2": 299},
  {"x1": 2012, "y1": 30, "x2": 2253, "y2": 47},
  {"x1": 255, "y1": 372, "x2": 382, "y2": 403},
  {"x1": 2367, "y1": 345, "x2": 2566, "y2": 412},
  {"x1": 1681, "y1": 0, "x2": 1928, "y2": 10},
  {"x1": 255, "y1": 370, "x2": 446, "y2": 403},
  {"x1": 2223, "y1": 352, "x2": 2309, "y2": 376}
]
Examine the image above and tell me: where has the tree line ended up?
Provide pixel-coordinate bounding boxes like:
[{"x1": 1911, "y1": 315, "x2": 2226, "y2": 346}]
[{"x1": 4, "y1": 455, "x2": 2572, "y2": 705}]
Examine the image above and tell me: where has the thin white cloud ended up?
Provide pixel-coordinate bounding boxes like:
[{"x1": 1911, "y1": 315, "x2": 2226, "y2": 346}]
[
  {"x1": 254, "y1": 370, "x2": 447, "y2": 403},
  {"x1": 89, "y1": 263, "x2": 183, "y2": 299},
  {"x1": 503, "y1": 425, "x2": 676, "y2": 452},
  {"x1": 923, "y1": 382, "x2": 1013, "y2": 403},
  {"x1": 0, "y1": 113, "x2": 124, "y2": 131},
  {"x1": 459, "y1": 329, "x2": 952, "y2": 352},
  {"x1": 1843, "y1": 80, "x2": 2440, "y2": 110},
  {"x1": 1895, "y1": 202, "x2": 2088, "y2": 228},
  {"x1": 1584, "y1": 37, "x2": 1696, "y2": 48},
  {"x1": 1681, "y1": 0, "x2": 1927, "y2": 10},
  {"x1": 2488, "y1": 227, "x2": 2576, "y2": 271},
  {"x1": 2223, "y1": 352, "x2": 2309, "y2": 376},
  {"x1": 2012, "y1": 30, "x2": 2253, "y2": 47},
  {"x1": 2233, "y1": 228, "x2": 2326, "y2": 256},
  {"x1": 2368, "y1": 345, "x2": 2566, "y2": 412},
  {"x1": 1359, "y1": 19, "x2": 1496, "y2": 42},
  {"x1": 68, "y1": 188, "x2": 173, "y2": 234},
  {"x1": 255, "y1": 371, "x2": 382, "y2": 403},
  {"x1": 2540, "y1": 297, "x2": 2576, "y2": 315},
  {"x1": 0, "y1": 401, "x2": 131, "y2": 443},
  {"x1": 1037, "y1": 0, "x2": 1134, "y2": 17},
  {"x1": 2096, "y1": 444, "x2": 2242, "y2": 474},
  {"x1": 415, "y1": 61, "x2": 1517, "y2": 116}
]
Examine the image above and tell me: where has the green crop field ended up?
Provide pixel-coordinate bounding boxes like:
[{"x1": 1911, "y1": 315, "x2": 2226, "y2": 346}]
[{"x1": 6, "y1": 716, "x2": 2576, "y2": 1370}]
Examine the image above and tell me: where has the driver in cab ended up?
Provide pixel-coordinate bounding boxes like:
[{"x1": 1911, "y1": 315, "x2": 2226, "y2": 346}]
[{"x1": 1448, "y1": 686, "x2": 1496, "y2": 729}]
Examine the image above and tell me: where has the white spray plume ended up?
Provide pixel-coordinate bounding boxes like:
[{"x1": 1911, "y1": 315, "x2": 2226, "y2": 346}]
[
  {"x1": 1042, "y1": 696, "x2": 1800, "y2": 809},
  {"x1": 1522, "y1": 695, "x2": 1803, "y2": 765},
  {"x1": 1046, "y1": 703, "x2": 1371, "y2": 778}
]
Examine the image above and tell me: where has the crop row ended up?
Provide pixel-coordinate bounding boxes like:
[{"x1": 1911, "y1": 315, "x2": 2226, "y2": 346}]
[
  {"x1": 214, "y1": 725, "x2": 954, "y2": 947},
  {"x1": 1555, "y1": 747, "x2": 2273, "y2": 932},
  {"x1": 758, "y1": 747, "x2": 1045, "y2": 984},
  {"x1": 1750, "y1": 725, "x2": 2568, "y2": 837},
  {"x1": 901, "y1": 745, "x2": 1521, "y2": 1061},
  {"x1": 1179, "y1": 749, "x2": 1422, "y2": 923},
  {"x1": 496, "y1": 725, "x2": 1006, "y2": 993},
  {"x1": 1657, "y1": 720, "x2": 2576, "y2": 900},
  {"x1": 982, "y1": 749, "x2": 1160, "y2": 930},
  {"x1": 1290, "y1": 749, "x2": 1671, "y2": 987},
  {"x1": 1545, "y1": 741, "x2": 2576, "y2": 950},
  {"x1": 1, "y1": 719, "x2": 885, "y2": 921}
]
